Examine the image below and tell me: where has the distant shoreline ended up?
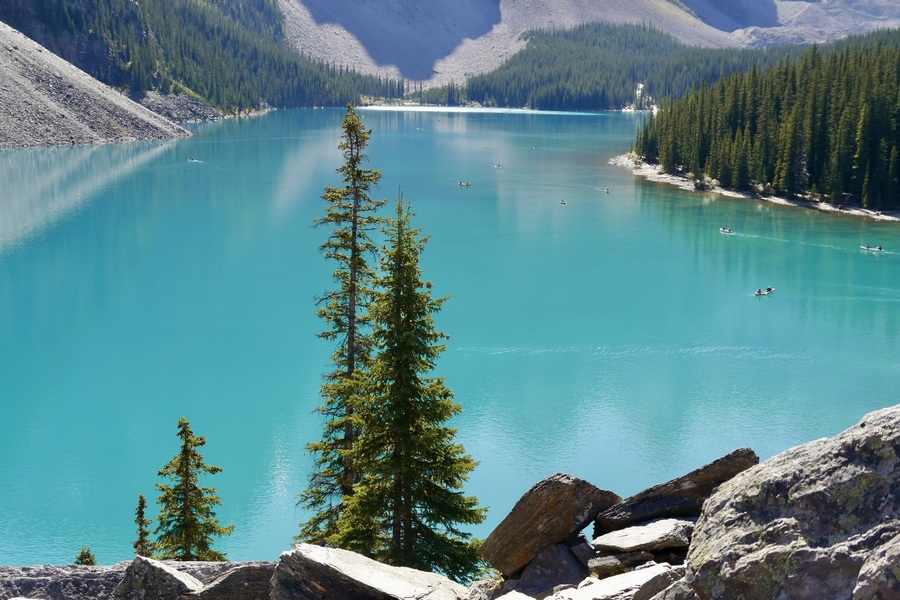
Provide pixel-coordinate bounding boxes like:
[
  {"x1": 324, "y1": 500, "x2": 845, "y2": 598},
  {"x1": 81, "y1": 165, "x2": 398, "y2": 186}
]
[{"x1": 611, "y1": 154, "x2": 900, "y2": 223}]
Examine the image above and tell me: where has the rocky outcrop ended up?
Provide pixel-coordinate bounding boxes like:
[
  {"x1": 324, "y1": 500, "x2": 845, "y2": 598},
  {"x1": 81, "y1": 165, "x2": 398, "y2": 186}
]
[
  {"x1": 686, "y1": 404, "x2": 900, "y2": 600},
  {"x1": 479, "y1": 474, "x2": 621, "y2": 578},
  {"x1": 272, "y1": 543, "x2": 469, "y2": 600},
  {"x1": 594, "y1": 448, "x2": 758, "y2": 534}
]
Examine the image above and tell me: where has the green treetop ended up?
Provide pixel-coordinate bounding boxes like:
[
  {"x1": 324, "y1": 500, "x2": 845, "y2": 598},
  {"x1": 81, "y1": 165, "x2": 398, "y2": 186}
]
[
  {"x1": 154, "y1": 417, "x2": 233, "y2": 561},
  {"x1": 333, "y1": 198, "x2": 486, "y2": 583},
  {"x1": 133, "y1": 494, "x2": 155, "y2": 557},
  {"x1": 298, "y1": 104, "x2": 387, "y2": 544}
]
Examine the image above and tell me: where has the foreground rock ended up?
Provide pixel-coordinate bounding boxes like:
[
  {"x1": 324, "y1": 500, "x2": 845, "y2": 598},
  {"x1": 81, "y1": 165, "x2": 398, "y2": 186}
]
[
  {"x1": 0, "y1": 21, "x2": 190, "y2": 148},
  {"x1": 272, "y1": 543, "x2": 468, "y2": 600},
  {"x1": 479, "y1": 474, "x2": 621, "y2": 578},
  {"x1": 594, "y1": 448, "x2": 758, "y2": 534},
  {"x1": 0, "y1": 563, "x2": 128, "y2": 600},
  {"x1": 687, "y1": 404, "x2": 900, "y2": 599}
]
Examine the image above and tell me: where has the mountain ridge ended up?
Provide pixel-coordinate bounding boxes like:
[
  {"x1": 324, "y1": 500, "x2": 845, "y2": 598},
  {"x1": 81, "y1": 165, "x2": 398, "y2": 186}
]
[{"x1": 278, "y1": 0, "x2": 900, "y2": 87}]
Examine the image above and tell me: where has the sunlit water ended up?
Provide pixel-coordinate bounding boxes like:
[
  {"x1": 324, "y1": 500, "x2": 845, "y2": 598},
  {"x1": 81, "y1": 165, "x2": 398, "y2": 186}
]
[{"x1": 1, "y1": 108, "x2": 898, "y2": 566}]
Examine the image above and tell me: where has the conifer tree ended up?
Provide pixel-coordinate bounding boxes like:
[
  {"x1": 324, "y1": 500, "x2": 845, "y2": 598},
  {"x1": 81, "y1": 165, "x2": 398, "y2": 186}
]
[
  {"x1": 74, "y1": 546, "x2": 96, "y2": 565},
  {"x1": 133, "y1": 494, "x2": 155, "y2": 557},
  {"x1": 154, "y1": 418, "x2": 233, "y2": 561},
  {"x1": 298, "y1": 104, "x2": 387, "y2": 544},
  {"x1": 333, "y1": 198, "x2": 486, "y2": 583}
]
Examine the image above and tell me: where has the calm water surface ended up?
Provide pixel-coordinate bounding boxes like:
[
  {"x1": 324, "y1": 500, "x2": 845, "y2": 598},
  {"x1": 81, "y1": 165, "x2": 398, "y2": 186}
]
[{"x1": 1, "y1": 108, "x2": 898, "y2": 565}]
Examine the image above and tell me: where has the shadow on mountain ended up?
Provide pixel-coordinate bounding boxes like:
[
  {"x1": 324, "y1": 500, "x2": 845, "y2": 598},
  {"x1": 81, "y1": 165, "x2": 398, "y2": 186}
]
[
  {"x1": 680, "y1": 0, "x2": 779, "y2": 32},
  {"x1": 303, "y1": 0, "x2": 501, "y2": 80}
]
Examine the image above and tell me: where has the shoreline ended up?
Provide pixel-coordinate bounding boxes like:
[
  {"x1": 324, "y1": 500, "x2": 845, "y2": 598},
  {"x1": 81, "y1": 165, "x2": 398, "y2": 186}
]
[{"x1": 610, "y1": 154, "x2": 900, "y2": 223}]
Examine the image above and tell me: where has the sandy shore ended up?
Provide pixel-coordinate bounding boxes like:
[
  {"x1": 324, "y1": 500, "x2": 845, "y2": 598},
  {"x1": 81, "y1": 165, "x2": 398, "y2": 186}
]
[{"x1": 610, "y1": 154, "x2": 900, "y2": 223}]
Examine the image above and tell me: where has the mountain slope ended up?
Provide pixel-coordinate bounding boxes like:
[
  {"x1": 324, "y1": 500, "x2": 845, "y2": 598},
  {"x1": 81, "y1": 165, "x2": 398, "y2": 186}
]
[
  {"x1": 278, "y1": 0, "x2": 900, "y2": 87},
  {"x1": 0, "y1": 20, "x2": 188, "y2": 148}
]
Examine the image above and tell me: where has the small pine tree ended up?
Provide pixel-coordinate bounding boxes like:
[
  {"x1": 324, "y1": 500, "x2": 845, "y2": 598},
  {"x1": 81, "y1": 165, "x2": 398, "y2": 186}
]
[
  {"x1": 154, "y1": 418, "x2": 234, "y2": 561},
  {"x1": 133, "y1": 494, "x2": 155, "y2": 557},
  {"x1": 333, "y1": 198, "x2": 486, "y2": 582},
  {"x1": 75, "y1": 546, "x2": 96, "y2": 565}
]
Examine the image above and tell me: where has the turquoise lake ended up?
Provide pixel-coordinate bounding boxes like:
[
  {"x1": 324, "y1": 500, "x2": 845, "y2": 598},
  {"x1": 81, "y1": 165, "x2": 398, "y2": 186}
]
[{"x1": 1, "y1": 108, "x2": 898, "y2": 566}]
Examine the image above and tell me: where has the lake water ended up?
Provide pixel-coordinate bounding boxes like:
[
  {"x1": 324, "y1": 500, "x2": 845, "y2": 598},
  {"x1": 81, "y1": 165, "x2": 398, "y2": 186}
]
[{"x1": 1, "y1": 108, "x2": 898, "y2": 566}]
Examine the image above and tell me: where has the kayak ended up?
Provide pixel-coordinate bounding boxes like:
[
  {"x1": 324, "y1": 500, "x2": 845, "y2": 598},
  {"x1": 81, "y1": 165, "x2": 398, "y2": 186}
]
[
  {"x1": 755, "y1": 287, "x2": 775, "y2": 296},
  {"x1": 860, "y1": 245, "x2": 885, "y2": 252}
]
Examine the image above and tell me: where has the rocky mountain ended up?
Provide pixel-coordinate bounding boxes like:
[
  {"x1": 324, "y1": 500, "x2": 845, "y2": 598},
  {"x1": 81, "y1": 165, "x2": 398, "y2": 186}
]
[
  {"x1": 0, "y1": 20, "x2": 194, "y2": 148},
  {"x1": 277, "y1": 0, "x2": 900, "y2": 87}
]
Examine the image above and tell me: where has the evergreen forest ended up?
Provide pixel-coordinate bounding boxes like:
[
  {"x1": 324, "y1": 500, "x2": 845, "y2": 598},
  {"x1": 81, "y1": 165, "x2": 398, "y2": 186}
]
[
  {"x1": 423, "y1": 23, "x2": 805, "y2": 111},
  {"x1": 0, "y1": 0, "x2": 404, "y2": 112},
  {"x1": 634, "y1": 30, "x2": 900, "y2": 211}
]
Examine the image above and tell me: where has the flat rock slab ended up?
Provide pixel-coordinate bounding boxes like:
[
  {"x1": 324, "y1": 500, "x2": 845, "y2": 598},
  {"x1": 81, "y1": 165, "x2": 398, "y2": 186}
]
[
  {"x1": 480, "y1": 473, "x2": 621, "y2": 577},
  {"x1": 595, "y1": 448, "x2": 758, "y2": 533},
  {"x1": 593, "y1": 519, "x2": 695, "y2": 554},
  {"x1": 272, "y1": 543, "x2": 468, "y2": 600},
  {"x1": 549, "y1": 563, "x2": 682, "y2": 600}
]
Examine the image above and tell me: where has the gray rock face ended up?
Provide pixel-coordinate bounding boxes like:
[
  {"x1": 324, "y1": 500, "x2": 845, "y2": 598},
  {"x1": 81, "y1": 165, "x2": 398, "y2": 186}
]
[
  {"x1": 182, "y1": 562, "x2": 276, "y2": 600},
  {"x1": 480, "y1": 474, "x2": 622, "y2": 578},
  {"x1": 113, "y1": 556, "x2": 203, "y2": 600},
  {"x1": 595, "y1": 448, "x2": 758, "y2": 534},
  {"x1": 509, "y1": 544, "x2": 587, "y2": 597},
  {"x1": 687, "y1": 404, "x2": 900, "y2": 600},
  {"x1": 852, "y1": 531, "x2": 900, "y2": 599},
  {"x1": 272, "y1": 543, "x2": 469, "y2": 600},
  {"x1": 0, "y1": 563, "x2": 129, "y2": 600}
]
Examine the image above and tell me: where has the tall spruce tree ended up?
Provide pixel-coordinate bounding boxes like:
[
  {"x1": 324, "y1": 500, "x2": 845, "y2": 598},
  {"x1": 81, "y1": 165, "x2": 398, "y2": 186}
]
[
  {"x1": 298, "y1": 104, "x2": 386, "y2": 544},
  {"x1": 154, "y1": 418, "x2": 233, "y2": 561},
  {"x1": 133, "y1": 494, "x2": 155, "y2": 557},
  {"x1": 333, "y1": 198, "x2": 486, "y2": 583}
]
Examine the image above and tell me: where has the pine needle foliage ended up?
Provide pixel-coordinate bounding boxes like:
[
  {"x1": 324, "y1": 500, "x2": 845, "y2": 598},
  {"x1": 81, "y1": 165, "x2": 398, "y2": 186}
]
[
  {"x1": 154, "y1": 417, "x2": 233, "y2": 561},
  {"x1": 133, "y1": 494, "x2": 155, "y2": 557},
  {"x1": 298, "y1": 104, "x2": 387, "y2": 545},
  {"x1": 332, "y1": 198, "x2": 486, "y2": 583}
]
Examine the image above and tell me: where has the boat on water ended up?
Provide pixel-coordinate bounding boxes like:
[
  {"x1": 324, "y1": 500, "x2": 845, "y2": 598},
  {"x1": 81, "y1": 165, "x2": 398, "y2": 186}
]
[
  {"x1": 860, "y1": 244, "x2": 885, "y2": 252},
  {"x1": 720, "y1": 227, "x2": 734, "y2": 234},
  {"x1": 458, "y1": 181, "x2": 471, "y2": 187},
  {"x1": 188, "y1": 157, "x2": 201, "y2": 163},
  {"x1": 755, "y1": 286, "x2": 775, "y2": 296},
  {"x1": 559, "y1": 200, "x2": 567, "y2": 206}
]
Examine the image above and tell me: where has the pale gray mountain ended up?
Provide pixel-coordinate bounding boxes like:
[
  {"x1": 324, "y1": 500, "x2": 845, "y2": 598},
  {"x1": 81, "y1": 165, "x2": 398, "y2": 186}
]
[{"x1": 278, "y1": 0, "x2": 900, "y2": 87}]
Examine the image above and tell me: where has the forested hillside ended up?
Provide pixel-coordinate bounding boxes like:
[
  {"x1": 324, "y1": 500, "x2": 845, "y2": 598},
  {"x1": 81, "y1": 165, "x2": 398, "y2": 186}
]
[
  {"x1": 448, "y1": 23, "x2": 803, "y2": 111},
  {"x1": 0, "y1": 0, "x2": 404, "y2": 112},
  {"x1": 634, "y1": 30, "x2": 900, "y2": 211}
]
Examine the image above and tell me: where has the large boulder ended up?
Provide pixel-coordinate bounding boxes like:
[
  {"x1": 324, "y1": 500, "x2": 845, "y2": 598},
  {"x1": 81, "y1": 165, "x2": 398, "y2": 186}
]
[
  {"x1": 687, "y1": 404, "x2": 900, "y2": 600},
  {"x1": 0, "y1": 563, "x2": 129, "y2": 600},
  {"x1": 852, "y1": 531, "x2": 900, "y2": 598},
  {"x1": 182, "y1": 562, "x2": 276, "y2": 600},
  {"x1": 595, "y1": 448, "x2": 758, "y2": 534},
  {"x1": 113, "y1": 556, "x2": 203, "y2": 600},
  {"x1": 272, "y1": 543, "x2": 469, "y2": 600},
  {"x1": 480, "y1": 474, "x2": 621, "y2": 578}
]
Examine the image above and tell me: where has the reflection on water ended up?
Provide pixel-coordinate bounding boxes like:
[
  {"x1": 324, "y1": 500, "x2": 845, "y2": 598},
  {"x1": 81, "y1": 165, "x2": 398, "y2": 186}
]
[{"x1": 0, "y1": 142, "x2": 171, "y2": 254}]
